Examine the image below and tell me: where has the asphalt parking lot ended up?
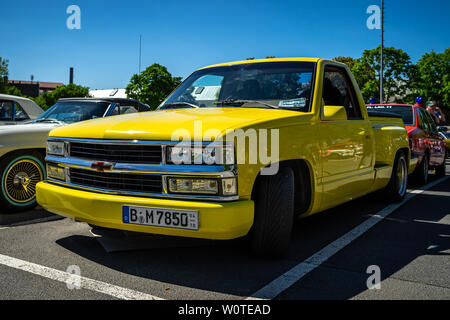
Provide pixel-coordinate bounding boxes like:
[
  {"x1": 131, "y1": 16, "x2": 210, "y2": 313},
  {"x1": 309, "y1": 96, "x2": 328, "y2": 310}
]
[{"x1": 0, "y1": 167, "x2": 449, "y2": 300}]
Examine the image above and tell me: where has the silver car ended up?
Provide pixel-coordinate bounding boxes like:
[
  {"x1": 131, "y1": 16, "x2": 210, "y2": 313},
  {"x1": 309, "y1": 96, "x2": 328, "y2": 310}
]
[
  {"x1": 0, "y1": 94, "x2": 44, "y2": 125},
  {"x1": 0, "y1": 97, "x2": 151, "y2": 213}
]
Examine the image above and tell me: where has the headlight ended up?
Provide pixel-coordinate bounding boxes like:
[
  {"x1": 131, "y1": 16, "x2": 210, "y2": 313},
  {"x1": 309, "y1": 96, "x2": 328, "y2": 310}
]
[
  {"x1": 47, "y1": 141, "x2": 65, "y2": 156},
  {"x1": 167, "y1": 144, "x2": 234, "y2": 165},
  {"x1": 47, "y1": 164, "x2": 66, "y2": 181},
  {"x1": 168, "y1": 177, "x2": 219, "y2": 195},
  {"x1": 167, "y1": 177, "x2": 237, "y2": 196}
]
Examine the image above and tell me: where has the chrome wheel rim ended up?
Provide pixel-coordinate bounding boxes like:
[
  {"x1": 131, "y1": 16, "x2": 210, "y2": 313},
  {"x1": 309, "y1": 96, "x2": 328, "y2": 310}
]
[
  {"x1": 397, "y1": 156, "x2": 408, "y2": 197},
  {"x1": 3, "y1": 159, "x2": 43, "y2": 204}
]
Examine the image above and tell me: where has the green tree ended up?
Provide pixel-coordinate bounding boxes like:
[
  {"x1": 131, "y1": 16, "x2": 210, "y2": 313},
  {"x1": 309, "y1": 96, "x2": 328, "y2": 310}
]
[
  {"x1": 126, "y1": 64, "x2": 182, "y2": 109},
  {"x1": 32, "y1": 84, "x2": 90, "y2": 110},
  {"x1": 352, "y1": 46, "x2": 415, "y2": 103},
  {"x1": 332, "y1": 56, "x2": 356, "y2": 70},
  {"x1": 412, "y1": 48, "x2": 450, "y2": 108},
  {"x1": 0, "y1": 57, "x2": 10, "y2": 92}
]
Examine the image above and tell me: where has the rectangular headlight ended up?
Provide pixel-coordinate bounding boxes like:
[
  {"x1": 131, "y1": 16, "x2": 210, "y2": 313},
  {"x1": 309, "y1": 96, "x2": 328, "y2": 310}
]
[
  {"x1": 47, "y1": 164, "x2": 66, "y2": 181},
  {"x1": 47, "y1": 141, "x2": 65, "y2": 156},
  {"x1": 167, "y1": 144, "x2": 234, "y2": 165},
  {"x1": 168, "y1": 177, "x2": 219, "y2": 195}
]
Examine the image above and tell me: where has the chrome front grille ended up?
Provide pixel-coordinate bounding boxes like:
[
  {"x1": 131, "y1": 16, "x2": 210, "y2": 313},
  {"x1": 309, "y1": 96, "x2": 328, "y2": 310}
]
[
  {"x1": 69, "y1": 168, "x2": 163, "y2": 194},
  {"x1": 70, "y1": 142, "x2": 162, "y2": 164}
]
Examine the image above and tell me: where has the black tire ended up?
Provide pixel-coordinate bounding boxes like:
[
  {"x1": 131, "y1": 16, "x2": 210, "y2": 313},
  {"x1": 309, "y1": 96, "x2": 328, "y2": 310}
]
[
  {"x1": 0, "y1": 151, "x2": 46, "y2": 214},
  {"x1": 435, "y1": 157, "x2": 446, "y2": 177},
  {"x1": 381, "y1": 151, "x2": 408, "y2": 203},
  {"x1": 252, "y1": 167, "x2": 295, "y2": 258},
  {"x1": 414, "y1": 153, "x2": 429, "y2": 185}
]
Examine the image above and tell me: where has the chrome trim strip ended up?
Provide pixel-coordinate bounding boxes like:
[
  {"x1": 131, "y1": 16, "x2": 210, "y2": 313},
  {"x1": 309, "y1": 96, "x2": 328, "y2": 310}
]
[
  {"x1": 46, "y1": 155, "x2": 236, "y2": 177},
  {"x1": 46, "y1": 179, "x2": 239, "y2": 202},
  {"x1": 48, "y1": 137, "x2": 234, "y2": 147}
]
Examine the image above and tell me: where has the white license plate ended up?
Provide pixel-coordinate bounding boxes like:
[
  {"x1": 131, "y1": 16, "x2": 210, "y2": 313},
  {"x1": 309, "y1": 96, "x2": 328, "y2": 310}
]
[{"x1": 122, "y1": 206, "x2": 199, "y2": 230}]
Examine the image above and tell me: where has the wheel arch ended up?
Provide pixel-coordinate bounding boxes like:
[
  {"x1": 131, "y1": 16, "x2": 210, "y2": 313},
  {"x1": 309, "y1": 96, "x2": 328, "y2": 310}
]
[
  {"x1": 0, "y1": 148, "x2": 46, "y2": 164},
  {"x1": 251, "y1": 159, "x2": 314, "y2": 217}
]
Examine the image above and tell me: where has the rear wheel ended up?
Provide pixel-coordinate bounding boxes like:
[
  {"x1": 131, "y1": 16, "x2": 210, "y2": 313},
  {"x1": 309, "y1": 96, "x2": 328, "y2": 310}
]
[
  {"x1": 252, "y1": 167, "x2": 295, "y2": 258},
  {"x1": 0, "y1": 151, "x2": 45, "y2": 213},
  {"x1": 414, "y1": 153, "x2": 429, "y2": 185},
  {"x1": 435, "y1": 157, "x2": 446, "y2": 177},
  {"x1": 381, "y1": 151, "x2": 408, "y2": 203}
]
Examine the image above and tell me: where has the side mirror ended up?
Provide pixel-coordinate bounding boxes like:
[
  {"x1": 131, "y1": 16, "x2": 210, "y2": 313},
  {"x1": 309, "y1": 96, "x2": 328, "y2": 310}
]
[{"x1": 322, "y1": 105, "x2": 347, "y2": 121}]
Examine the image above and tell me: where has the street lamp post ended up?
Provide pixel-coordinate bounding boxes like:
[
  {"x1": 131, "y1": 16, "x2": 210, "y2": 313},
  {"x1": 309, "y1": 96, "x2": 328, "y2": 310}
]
[{"x1": 380, "y1": 0, "x2": 384, "y2": 104}]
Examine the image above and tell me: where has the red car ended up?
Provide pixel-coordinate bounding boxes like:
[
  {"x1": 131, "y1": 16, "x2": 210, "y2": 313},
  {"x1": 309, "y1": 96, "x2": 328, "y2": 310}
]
[{"x1": 367, "y1": 104, "x2": 446, "y2": 184}]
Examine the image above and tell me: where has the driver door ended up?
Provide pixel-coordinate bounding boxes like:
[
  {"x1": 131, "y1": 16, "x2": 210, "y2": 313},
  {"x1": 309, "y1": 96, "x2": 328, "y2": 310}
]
[{"x1": 319, "y1": 66, "x2": 375, "y2": 209}]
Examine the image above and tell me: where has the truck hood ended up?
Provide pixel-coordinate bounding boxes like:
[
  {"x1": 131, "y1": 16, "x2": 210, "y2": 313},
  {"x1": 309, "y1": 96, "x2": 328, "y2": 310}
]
[{"x1": 49, "y1": 108, "x2": 309, "y2": 141}]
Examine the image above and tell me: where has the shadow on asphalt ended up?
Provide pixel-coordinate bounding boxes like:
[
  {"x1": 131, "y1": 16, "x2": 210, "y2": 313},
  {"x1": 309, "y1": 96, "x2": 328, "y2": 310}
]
[{"x1": 53, "y1": 174, "x2": 449, "y2": 298}]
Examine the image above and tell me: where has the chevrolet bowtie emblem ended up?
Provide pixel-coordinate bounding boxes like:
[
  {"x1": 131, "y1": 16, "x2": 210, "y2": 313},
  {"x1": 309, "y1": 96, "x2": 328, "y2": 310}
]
[{"x1": 91, "y1": 161, "x2": 113, "y2": 172}]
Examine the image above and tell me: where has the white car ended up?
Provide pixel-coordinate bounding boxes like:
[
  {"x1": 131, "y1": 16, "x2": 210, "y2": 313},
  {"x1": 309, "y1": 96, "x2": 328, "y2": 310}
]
[
  {"x1": 0, "y1": 97, "x2": 151, "y2": 213},
  {"x1": 0, "y1": 94, "x2": 44, "y2": 125}
]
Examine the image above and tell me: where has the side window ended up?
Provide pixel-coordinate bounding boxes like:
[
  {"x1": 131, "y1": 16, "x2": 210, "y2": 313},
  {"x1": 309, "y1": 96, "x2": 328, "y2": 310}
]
[
  {"x1": 14, "y1": 102, "x2": 30, "y2": 121},
  {"x1": 419, "y1": 109, "x2": 431, "y2": 132},
  {"x1": 423, "y1": 110, "x2": 438, "y2": 133},
  {"x1": 323, "y1": 67, "x2": 362, "y2": 120},
  {"x1": 110, "y1": 104, "x2": 120, "y2": 116},
  {"x1": 119, "y1": 105, "x2": 139, "y2": 114},
  {"x1": 0, "y1": 100, "x2": 14, "y2": 121},
  {"x1": 111, "y1": 104, "x2": 140, "y2": 116}
]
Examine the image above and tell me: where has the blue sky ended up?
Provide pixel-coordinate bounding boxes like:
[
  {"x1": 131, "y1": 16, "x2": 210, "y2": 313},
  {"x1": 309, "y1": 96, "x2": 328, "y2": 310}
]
[{"x1": 1, "y1": 0, "x2": 449, "y2": 90}]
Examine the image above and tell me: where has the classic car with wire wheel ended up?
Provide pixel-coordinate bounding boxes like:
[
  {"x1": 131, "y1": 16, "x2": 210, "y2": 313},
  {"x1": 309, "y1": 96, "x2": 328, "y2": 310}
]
[
  {"x1": 37, "y1": 58, "x2": 410, "y2": 257},
  {"x1": 0, "y1": 94, "x2": 44, "y2": 125},
  {"x1": 366, "y1": 104, "x2": 446, "y2": 184},
  {"x1": 0, "y1": 97, "x2": 150, "y2": 213}
]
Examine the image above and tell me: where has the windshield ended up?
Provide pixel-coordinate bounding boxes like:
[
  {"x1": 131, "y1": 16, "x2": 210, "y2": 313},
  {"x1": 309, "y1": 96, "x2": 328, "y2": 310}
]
[
  {"x1": 160, "y1": 61, "x2": 316, "y2": 111},
  {"x1": 366, "y1": 105, "x2": 414, "y2": 126},
  {"x1": 34, "y1": 101, "x2": 111, "y2": 124}
]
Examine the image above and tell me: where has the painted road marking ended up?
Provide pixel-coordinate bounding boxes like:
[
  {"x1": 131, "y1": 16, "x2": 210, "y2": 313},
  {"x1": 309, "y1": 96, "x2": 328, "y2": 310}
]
[
  {"x1": 0, "y1": 253, "x2": 164, "y2": 300},
  {"x1": 419, "y1": 190, "x2": 450, "y2": 197},
  {"x1": 247, "y1": 177, "x2": 449, "y2": 300}
]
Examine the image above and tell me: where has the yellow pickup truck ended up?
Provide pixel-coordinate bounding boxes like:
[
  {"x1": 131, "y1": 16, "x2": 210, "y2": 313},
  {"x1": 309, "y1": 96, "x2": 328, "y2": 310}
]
[{"x1": 36, "y1": 58, "x2": 410, "y2": 257}]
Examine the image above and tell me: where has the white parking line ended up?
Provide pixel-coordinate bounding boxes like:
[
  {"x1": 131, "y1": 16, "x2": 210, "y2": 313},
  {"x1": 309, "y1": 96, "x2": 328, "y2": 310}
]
[
  {"x1": 0, "y1": 253, "x2": 164, "y2": 300},
  {"x1": 0, "y1": 227, "x2": 9, "y2": 230},
  {"x1": 247, "y1": 177, "x2": 449, "y2": 300}
]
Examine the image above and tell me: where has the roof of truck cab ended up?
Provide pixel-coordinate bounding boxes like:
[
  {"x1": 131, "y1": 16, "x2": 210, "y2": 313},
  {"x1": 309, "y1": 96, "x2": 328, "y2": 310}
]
[{"x1": 200, "y1": 58, "x2": 322, "y2": 70}]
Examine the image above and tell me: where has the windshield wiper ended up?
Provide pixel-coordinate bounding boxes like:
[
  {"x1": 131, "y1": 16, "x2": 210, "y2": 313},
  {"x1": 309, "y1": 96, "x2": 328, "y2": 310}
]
[
  {"x1": 159, "y1": 102, "x2": 200, "y2": 110},
  {"x1": 34, "y1": 119, "x2": 65, "y2": 125},
  {"x1": 214, "y1": 100, "x2": 279, "y2": 109}
]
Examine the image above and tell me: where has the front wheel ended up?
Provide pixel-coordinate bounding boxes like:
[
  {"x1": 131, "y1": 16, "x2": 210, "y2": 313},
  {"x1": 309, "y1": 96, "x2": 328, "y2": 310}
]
[
  {"x1": 381, "y1": 151, "x2": 408, "y2": 203},
  {"x1": 251, "y1": 167, "x2": 295, "y2": 258},
  {"x1": 0, "y1": 152, "x2": 46, "y2": 213}
]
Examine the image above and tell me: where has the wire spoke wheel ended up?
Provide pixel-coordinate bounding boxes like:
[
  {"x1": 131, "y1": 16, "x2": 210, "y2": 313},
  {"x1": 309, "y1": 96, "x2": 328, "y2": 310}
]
[{"x1": 3, "y1": 159, "x2": 44, "y2": 204}]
